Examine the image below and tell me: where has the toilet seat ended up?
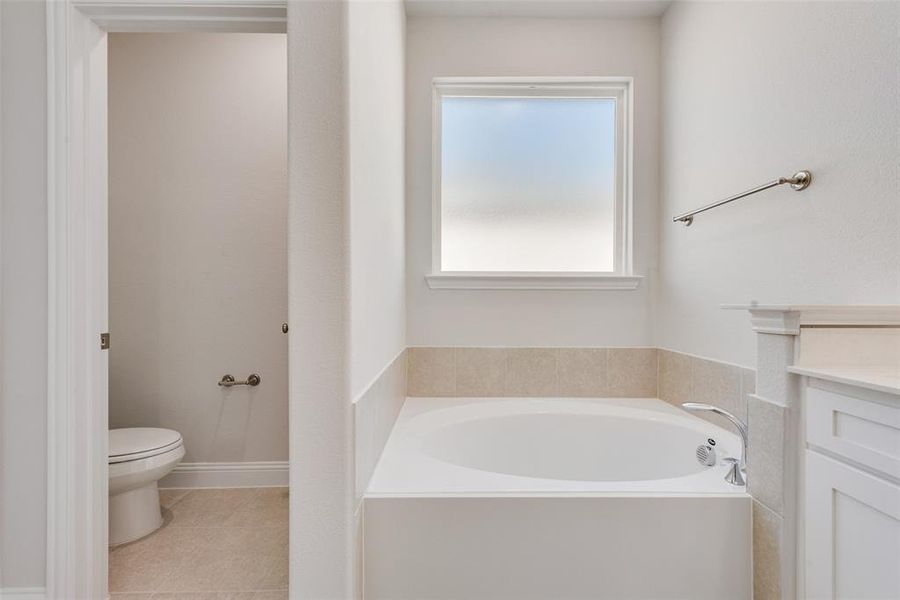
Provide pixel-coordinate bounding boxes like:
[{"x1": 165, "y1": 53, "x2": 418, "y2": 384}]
[
  {"x1": 107, "y1": 429, "x2": 185, "y2": 545},
  {"x1": 109, "y1": 427, "x2": 183, "y2": 464}
]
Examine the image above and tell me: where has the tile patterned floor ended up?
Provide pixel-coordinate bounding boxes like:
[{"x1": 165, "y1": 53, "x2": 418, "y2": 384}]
[{"x1": 109, "y1": 487, "x2": 288, "y2": 600}]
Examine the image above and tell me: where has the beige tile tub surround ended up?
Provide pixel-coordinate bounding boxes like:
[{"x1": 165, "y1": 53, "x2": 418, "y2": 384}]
[
  {"x1": 406, "y1": 347, "x2": 456, "y2": 396},
  {"x1": 456, "y1": 347, "x2": 508, "y2": 396},
  {"x1": 407, "y1": 347, "x2": 658, "y2": 398},
  {"x1": 752, "y1": 499, "x2": 783, "y2": 600},
  {"x1": 659, "y1": 349, "x2": 788, "y2": 598},
  {"x1": 692, "y1": 359, "x2": 746, "y2": 423},
  {"x1": 747, "y1": 395, "x2": 787, "y2": 514},
  {"x1": 607, "y1": 348, "x2": 658, "y2": 397},
  {"x1": 657, "y1": 349, "x2": 752, "y2": 426},
  {"x1": 658, "y1": 349, "x2": 691, "y2": 404},
  {"x1": 506, "y1": 349, "x2": 559, "y2": 396},
  {"x1": 109, "y1": 488, "x2": 288, "y2": 597},
  {"x1": 558, "y1": 348, "x2": 608, "y2": 397}
]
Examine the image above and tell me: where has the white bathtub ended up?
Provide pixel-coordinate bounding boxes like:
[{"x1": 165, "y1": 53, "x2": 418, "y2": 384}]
[
  {"x1": 368, "y1": 397, "x2": 745, "y2": 494},
  {"x1": 364, "y1": 397, "x2": 751, "y2": 600}
]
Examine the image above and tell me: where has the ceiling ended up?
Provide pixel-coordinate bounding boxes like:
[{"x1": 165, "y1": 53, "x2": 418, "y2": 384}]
[{"x1": 404, "y1": 0, "x2": 673, "y2": 19}]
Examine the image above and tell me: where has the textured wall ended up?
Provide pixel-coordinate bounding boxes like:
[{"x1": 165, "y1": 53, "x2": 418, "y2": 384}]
[
  {"x1": 3, "y1": 1, "x2": 899, "y2": 593},
  {"x1": 657, "y1": 1, "x2": 900, "y2": 367},
  {"x1": 287, "y1": 1, "x2": 352, "y2": 597},
  {"x1": 0, "y1": 0, "x2": 48, "y2": 588},
  {"x1": 108, "y1": 33, "x2": 288, "y2": 464},
  {"x1": 348, "y1": 0, "x2": 407, "y2": 398}
]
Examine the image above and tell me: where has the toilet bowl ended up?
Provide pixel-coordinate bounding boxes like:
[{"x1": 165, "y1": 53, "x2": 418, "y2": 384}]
[{"x1": 108, "y1": 427, "x2": 184, "y2": 545}]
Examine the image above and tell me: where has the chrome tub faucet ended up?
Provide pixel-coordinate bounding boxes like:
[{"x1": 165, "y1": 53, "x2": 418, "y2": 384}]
[{"x1": 682, "y1": 403, "x2": 748, "y2": 487}]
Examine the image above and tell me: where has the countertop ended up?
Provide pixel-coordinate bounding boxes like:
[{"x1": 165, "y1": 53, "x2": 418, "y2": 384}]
[{"x1": 787, "y1": 364, "x2": 900, "y2": 396}]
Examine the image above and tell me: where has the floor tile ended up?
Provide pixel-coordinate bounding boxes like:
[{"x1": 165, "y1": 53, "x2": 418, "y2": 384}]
[
  {"x1": 166, "y1": 488, "x2": 258, "y2": 527},
  {"x1": 109, "y1": 523, "x2": 208, "y2": 592},
  {"x1": 258, "y1": 551, "x2": 288, "y2": 590},
  {"x1": 110, "y1": 487, "x2": 287, "y2": 595},
  {"x1": 224, "y1": 487, "x2": 288, "y2": 528},
  {"x1": 150, "y1": 593, "x2": 256, "y2": 599},
  {"x1": 156, "y1": 527, "x2": 285, "y2": 592},
  {"x1": 253, "y1": 592, "x2": 288, "y2": 600},
  {"x1": 159, "y1": 488, "x2": 191, "y2": 509}
]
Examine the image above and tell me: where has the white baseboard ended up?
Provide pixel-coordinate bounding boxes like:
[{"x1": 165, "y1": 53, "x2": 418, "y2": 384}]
[
  {"x1": 159, "y1": 461, "x2": 288, "y2": 488},
  {"x1": 0, "y1": 588, "x2": 46, "y2": 600}
]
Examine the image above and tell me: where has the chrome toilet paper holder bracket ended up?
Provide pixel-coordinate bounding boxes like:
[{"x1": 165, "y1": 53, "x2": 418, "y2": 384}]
[{"x1": 218, "y1": 373, "x2": 261, "y2": 387}]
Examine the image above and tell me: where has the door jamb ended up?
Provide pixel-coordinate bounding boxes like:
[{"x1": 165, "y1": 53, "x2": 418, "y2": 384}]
[{"x1": 45, "y1": 2, "x2": 287, "y2": 598}]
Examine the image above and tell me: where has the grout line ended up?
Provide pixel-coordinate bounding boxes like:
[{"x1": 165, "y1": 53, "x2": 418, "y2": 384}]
[
  {"x1": 159, "y1": 484, "x2": 290, "y2": 491},
  {"x1": 111, "y1": 525, "x2": 288, "y2": 531},
  {"x1": 554, "y1": 347, "x2": 560, "y2": 397},
  {"x1": 112, "y1": 588, "x2": 290, "y2": 592},
  {"x1": 751, "y1": 494, "x2": 785, "y2": 520},
  {"x1": 452, "y1": 347, "x2": 459, "y2": 396},
  {"x1": 405, "y1": 344, "x2": 661, "y2": 349},
  {"x1": 111, "y1": 588, "x2": 289, "y2": 596},
  {"x1": 656, "y1": 345, "x2": 755, "y2": 371}
]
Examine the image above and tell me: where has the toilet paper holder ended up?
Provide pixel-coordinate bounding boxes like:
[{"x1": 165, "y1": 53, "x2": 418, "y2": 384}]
[{"x1": 218, "y1": 373, "x2": 261, "y2": 387}]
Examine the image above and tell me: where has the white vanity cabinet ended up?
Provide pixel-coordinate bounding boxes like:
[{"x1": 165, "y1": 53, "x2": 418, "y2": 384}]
[{"x1": 802, "y1": 380, "x2": 900, "y2": 600}]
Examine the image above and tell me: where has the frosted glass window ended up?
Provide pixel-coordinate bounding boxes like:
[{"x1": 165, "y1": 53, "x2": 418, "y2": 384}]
[{"x1": 440, "y1": 96, "x2": 617, "y2": 272}]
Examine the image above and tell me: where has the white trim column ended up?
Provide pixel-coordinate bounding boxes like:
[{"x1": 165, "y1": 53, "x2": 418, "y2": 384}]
[
  {"x1": 744, "y1": 310, "x2": 800, "y2": 600},
  {"x1": 726, "y1": 304, "x2": 900, "y2": 600}
]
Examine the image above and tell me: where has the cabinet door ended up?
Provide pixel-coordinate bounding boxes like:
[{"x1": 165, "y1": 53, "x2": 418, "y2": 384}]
[
  {"x1": 806, "y1": 385, "x2": 900, "y2": 480},
  {"x1": 806, "y1": 451, "x2": 900, "y2": 600}
]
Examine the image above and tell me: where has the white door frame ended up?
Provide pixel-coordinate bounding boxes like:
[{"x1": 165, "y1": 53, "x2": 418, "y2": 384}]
[{"x1": 45, "y1": 2, "x2": 286, "y2": 598}]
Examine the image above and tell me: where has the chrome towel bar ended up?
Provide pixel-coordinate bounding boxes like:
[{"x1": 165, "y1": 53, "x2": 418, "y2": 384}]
[
  {"x1": 218, "y1": 373, "x2": 261, "y2": 387},
  {"x1": 673, "y1": 170, "x2": 812, "y2": 226}
]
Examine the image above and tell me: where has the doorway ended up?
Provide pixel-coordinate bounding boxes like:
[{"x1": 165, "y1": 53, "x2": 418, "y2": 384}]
[
  {"x1": 44, "y1": 3, "x2": 290, "y2": 598},
  {"x1": 105, "y1": 32, "x2": 288, "y2": 596}
]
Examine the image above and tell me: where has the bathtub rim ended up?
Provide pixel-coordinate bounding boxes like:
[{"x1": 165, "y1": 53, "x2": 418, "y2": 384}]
[{"x1": 367, "y1": 396, "x2": 748, "y2": 496}]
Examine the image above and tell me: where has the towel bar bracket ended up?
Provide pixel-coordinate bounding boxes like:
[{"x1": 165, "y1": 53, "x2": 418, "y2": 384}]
[{"x1": 784, "y1": 170, "x2": 812, "y2": 191}]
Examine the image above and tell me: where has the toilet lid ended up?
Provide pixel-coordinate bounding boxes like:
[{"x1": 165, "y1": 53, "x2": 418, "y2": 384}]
[{"x1": 109, "y1": 428, "x2": 182, "y2": 464}]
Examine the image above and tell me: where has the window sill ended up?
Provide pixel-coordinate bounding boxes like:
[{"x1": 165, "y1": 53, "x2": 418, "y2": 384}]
[{"x1": 425, "y1": 273, "x2": 643, "y2": 291}]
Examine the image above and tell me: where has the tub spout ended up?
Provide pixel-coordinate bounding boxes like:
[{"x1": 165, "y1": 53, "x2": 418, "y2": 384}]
[
  {"x1": 723, "y1": 458, "x2": 746, "y2": 486},
  {"x1": 681, "y1": 402, "x2": 748, "y2": 486}
]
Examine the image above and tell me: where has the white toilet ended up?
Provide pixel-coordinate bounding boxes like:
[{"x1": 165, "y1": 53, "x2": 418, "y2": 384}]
[{"x1": 108, "y1": 427, "x2": 185, "y2": 545}]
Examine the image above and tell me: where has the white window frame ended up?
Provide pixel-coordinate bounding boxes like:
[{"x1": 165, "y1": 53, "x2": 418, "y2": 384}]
[{"x1": 427, "y1": 76, "x2": 640, "y2": 291}]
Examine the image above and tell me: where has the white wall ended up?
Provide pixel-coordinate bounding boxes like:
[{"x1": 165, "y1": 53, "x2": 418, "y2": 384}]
[
  {"x1": 406, "y1": 16, "x2": 660, "y2": 348},
  {"x1": 0, "y1": 0, "x2": 406, "y2": 592},
  {"x1": 107, "y1": 33, "x2": 288, "y2": 464},
  {"x1": 288, "y1": 0, "x2": 407, "y2": 596},
  {"x1": 288, "y1": 0, "x2": 352, "y2": 594},
  {"x1": 0, "y1": 0, "x2": 48, "y2": 588},
  {"x1": 348, "y1": 0, "x2": 407, "y2": 398},
  {"x1": 3, "y1": 0, "x2": 897, "y2": 593},
  {"x1": 657, "y1": 1, "x2": 900, "y2": 367}
]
